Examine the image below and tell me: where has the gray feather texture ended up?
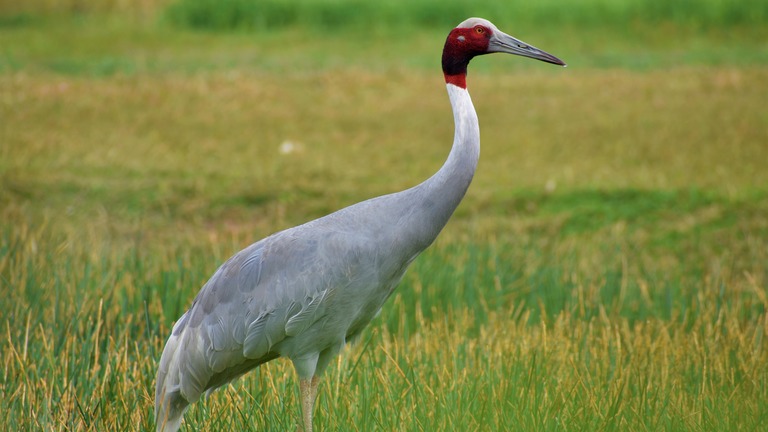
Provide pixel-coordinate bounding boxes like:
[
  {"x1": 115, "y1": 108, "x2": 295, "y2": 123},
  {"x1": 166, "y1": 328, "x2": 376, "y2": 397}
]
[
  {"x1": 155, "y1": 18, "x2": 566, "y2": 432},
  {"x1": 154, "y1": 84, "x2": 479, "y2": 431}
]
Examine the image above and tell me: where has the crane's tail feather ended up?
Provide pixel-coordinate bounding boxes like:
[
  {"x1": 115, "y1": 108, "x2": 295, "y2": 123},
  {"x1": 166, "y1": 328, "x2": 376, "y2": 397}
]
[
  {"x1": 155, "y1": 313, "x2": 195, "y2": 432},
  {"x1": 155, "y1": 304, "x2": 279, "y2": 431},
  {"x1": 155, "y1": 388, "x2": 187, "y2": 432}
]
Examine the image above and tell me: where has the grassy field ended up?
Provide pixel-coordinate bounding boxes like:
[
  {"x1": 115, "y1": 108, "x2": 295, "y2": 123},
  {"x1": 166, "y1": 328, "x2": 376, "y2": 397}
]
[{"x1": 2, "y1": 1, "x2": 768, "y2": 430}]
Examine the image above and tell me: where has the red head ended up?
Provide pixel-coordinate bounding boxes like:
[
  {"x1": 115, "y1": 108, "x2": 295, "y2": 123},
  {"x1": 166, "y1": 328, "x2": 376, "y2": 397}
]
[{"x1": 442, "y1": 18, "x2": 566, "y2": 89}]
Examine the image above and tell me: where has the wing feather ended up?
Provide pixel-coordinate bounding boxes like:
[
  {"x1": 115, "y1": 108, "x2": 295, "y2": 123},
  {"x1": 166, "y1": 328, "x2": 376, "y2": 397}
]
[
  {"x1": 231, "y1": 313, "x2": 246, "y2": 345},
  {"x1": 208, "y1": 315, "x2": 229, "y2": 351},
  {"x1": 238, "y1": 246, "x2": 263, "y2": 291},
  {"x1": 179, "y1": 335, "x2": 208, "y2": 400},
  {"x1": 285, "y1": 289, "x2": 328, "y2": 336},
  {"x1": 243, "y1": 313, "x2": 270, "y2": 358},
  {"x1": 167, "y1": 227, "x2": 360, "y2": 401},
  {"x1": 207, "y1": 348, "x2": 239, "y2": 374}
]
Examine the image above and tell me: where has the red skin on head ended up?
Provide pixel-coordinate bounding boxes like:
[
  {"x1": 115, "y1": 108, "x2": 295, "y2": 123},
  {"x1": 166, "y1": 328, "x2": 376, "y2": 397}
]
[{"x1": 442, "y1": 25, "x2": 492, "y2": 89}]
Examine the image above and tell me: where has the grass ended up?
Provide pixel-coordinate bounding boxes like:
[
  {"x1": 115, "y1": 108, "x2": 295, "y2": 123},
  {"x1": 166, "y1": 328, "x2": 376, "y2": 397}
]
[
  {"x1": 1, "y1": 3, "x2": 768, "y2": 431},
  {"x1": 2, "y1": 8, "x2": 768, "y2": 75},
  {"x1": 4, "y1": 0, "x2": 766, "y2": 30},
  {"x1": 160, "y1": 0, "x2": 768, "y2": 33},
  {"x1": 2, "y1": 226, "x2": 766, "y2": 430}
]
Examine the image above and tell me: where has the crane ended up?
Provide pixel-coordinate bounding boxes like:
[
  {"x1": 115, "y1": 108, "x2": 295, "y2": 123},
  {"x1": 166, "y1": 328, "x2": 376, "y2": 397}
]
[{"x1": 155, "y1": 17, "x2": 565, "y2": 432}]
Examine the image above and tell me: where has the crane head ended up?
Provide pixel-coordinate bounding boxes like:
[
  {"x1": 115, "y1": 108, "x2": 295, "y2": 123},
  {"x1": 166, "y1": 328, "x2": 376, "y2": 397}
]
[{"x1": 442, "y1": 17, "x2": 565, "y2": 88}]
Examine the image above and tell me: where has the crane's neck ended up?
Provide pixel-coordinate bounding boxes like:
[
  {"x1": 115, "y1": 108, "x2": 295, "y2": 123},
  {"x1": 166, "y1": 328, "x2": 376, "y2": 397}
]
[
  {"x1": 401, "y1": 83, "x2": 479, "y2": 249},
  {"x1": 431, "y1": 83, "x2": 480, "y2": 211}
]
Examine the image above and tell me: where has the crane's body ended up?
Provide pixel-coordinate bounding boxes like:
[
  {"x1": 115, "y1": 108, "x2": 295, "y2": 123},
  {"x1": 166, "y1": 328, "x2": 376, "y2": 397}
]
[{"x1": 155, "y1": 17, "x2": 564, "y2": 432}]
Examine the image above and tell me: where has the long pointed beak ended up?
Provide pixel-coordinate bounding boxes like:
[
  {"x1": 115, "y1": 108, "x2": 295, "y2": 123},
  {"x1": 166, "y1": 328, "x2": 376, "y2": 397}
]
[{"x1": 488, "y1": 31, "x2": 566, "y2": 66}]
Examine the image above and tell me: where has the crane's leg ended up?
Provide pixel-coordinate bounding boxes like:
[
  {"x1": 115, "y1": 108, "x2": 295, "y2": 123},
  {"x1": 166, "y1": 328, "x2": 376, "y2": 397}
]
[
  {"x1": 294, "y1": 345, "x2": 337, "y2": 431},
  {"x1": 298, "y1": 376, "x2": 322, "y2": 432},
  {"x1": 293, "y1": 354, "x2": 321, "y2": 432},
  {"x1": 299, "y1": 378, "x2": 314, "y2": 432},
  {"x1": 310, "y1": 375, "x2": 321, "y2": 406}
]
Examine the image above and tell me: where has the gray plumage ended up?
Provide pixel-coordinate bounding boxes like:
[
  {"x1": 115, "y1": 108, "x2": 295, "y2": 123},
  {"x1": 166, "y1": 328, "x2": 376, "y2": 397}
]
[{"x1": 155, "y1": 17, "x2": 565, "y2": 432}]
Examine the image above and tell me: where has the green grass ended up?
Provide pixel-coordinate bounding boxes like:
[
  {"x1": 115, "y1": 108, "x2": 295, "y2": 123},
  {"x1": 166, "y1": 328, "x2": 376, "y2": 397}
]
[
  {"x1": 160, "y1": 0, "x2": 768, "y2": 33},
  {"x1": 2, "y1": 224, "x2": 766, "y2": 430},
  {"x1": 1, "y1": 2, "x2": 768, "y2": 431},
  {"x1": 5, "y1": 0, "x2": 766, "y2": 30},
  {"x1": 2, "y1": 8, "x2": 768, "y2": 75}
]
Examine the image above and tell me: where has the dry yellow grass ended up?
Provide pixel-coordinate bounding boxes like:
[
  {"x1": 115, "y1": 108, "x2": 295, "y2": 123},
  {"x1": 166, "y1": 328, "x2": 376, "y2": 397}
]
[
  {"x1": 2, "y1": 223, "x2": 766, "y2": 430},
  {"x1": 2, "y1": 48, "x2": 767, "y2": 430}
]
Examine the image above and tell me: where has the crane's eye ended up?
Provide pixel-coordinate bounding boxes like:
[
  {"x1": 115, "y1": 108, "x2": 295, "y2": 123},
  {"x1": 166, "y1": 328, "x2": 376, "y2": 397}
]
[{"x1": 474, "y1": 26, "x2": 485, "y2": 34}]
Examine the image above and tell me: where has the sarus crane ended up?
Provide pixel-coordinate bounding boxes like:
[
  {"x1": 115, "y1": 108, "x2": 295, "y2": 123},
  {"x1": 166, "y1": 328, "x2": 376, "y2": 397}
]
[{"x1": 155, "y1": 17, "x2": 565, "y2": 432}]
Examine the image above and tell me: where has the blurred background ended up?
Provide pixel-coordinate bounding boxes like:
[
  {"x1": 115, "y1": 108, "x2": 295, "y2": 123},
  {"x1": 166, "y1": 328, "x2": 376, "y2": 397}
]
[
  {"x1": 1, "y1": 0, "x2": 767, "y2": 430},
  {"x1": 3, "y1": 0, "x2": 767, "y2": 233}
]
